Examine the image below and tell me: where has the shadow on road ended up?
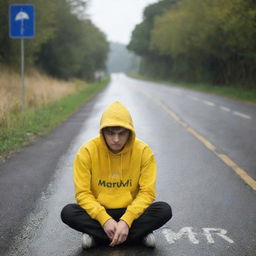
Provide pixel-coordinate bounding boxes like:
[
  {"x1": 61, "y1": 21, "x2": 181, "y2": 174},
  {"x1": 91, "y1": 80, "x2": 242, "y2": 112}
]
[{"x1": 74, "y1": 244, "x2": 156, "y2": 256}]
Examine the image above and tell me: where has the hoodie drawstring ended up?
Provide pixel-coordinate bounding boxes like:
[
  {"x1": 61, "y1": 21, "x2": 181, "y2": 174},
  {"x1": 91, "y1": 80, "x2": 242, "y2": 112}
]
[
  {"x1": 120, "y1": 153, "x2": 123, "y2": 180},
  {"x1": 107, "y1": 152, "x2": 111, "y2": 179}
]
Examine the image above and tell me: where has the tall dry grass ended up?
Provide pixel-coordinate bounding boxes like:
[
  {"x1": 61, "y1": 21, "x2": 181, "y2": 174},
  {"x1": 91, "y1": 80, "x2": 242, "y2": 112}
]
[{"x1": 0, "y1": 67, "x2": 85, "y2": 127}]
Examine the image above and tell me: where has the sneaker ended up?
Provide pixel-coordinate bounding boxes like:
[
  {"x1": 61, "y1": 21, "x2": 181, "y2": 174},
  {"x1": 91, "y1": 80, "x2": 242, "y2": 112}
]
[
  {"x1": 81, "y1": 233, "x2": 95, "y2": 249},
  {"x1": 143, "y1": 232, "x2": 156, "y2": 248}
]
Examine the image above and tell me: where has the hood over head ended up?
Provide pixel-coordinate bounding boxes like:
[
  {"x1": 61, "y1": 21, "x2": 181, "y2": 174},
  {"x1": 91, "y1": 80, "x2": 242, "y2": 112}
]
[{"x1": 100, "y1": 101, "x2": 135, "y2": 153}]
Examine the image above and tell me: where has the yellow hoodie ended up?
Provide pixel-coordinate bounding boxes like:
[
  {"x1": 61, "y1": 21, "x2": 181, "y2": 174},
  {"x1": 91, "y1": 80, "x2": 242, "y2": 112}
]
[{"x1": 74, "y1": 101, "x2": 156, "y2": 227}]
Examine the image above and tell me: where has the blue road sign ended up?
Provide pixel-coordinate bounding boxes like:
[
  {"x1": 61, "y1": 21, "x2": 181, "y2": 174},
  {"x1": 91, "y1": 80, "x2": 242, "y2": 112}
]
[{"x1": 9, "y1": 4, "x2": 35, "y2": 38}]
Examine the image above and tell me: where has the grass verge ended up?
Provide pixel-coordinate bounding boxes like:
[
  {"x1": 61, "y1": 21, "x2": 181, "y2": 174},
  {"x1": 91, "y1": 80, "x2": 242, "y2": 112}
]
[
  {"x1": 128, "y1": 73, "x2": 256, "y2": 104},
  {"x1": 0, "y1": 77, "x2": 109, "y2": 158}
]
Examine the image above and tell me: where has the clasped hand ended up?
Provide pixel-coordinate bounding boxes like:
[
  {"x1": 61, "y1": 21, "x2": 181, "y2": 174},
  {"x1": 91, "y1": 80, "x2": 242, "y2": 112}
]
[{"x1": 103, "y1": 218, "x2": 129, "y2": 246}]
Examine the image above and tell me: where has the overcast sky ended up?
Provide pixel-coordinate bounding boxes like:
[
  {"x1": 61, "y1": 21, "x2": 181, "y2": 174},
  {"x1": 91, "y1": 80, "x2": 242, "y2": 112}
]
[{"x1": 87, "y1": 0, "x2": 158, "y2": 45}]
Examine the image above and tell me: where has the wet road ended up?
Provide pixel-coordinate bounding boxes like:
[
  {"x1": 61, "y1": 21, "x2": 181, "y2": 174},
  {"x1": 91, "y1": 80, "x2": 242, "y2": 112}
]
[{"x1": 1, "y1": 74, "x2": 256, "y2": 255}]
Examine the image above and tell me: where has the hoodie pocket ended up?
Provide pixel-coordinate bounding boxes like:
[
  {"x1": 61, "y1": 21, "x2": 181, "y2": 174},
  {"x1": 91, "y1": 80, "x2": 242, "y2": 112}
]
[{"x1": 97, "y1": 190, "x2": 133, "y2": 208}]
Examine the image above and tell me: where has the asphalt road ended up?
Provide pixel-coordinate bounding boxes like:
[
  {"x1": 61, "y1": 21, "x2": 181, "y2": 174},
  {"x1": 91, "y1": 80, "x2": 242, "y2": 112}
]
[{"x1": 1, "y1": 74, "x2": 256, "y2": 256}]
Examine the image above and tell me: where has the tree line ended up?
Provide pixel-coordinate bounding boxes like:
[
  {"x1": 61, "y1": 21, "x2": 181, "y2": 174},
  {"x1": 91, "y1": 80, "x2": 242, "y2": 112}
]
[
  {"x1": 0, "y1": 0, "x2": 109, "y2": 80},
  {"x1": 128, "y1": 0, "x2": 256, "y2": 88}
]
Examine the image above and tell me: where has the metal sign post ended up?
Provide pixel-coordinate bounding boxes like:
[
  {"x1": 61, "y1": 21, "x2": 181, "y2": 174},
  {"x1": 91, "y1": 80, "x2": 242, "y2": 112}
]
[
  {"x1": 21, "y1": 38, "x2": 25, "y2": 110},
  {"x1": 9, "y1": 4, "x2": 35, "y2": 111}
]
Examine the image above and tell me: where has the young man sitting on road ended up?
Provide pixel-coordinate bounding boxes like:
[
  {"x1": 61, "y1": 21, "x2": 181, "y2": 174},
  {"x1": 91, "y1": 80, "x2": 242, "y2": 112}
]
[{"x1": 61, "y1": 101, "x2": 172, "y2": 249}]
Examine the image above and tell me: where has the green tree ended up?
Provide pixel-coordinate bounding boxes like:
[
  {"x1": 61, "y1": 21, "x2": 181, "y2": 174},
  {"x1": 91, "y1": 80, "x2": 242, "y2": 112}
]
[
  {"x1": 138, "y1": 0, "x2": 256, "y2": 86},
  {"x1": 76, "y1": 20, "x2": 109, "y2": 80},
  {"x1": 128, "y1": 0, "x2": 177, "y2": 56},
  {"x1": 0, "y1": 0, "x2": 109, "y2": 80},
  {"x1": 36, "y1": 1, "x2": 108, "y2": 80},
  {"x1": 128, "y1": 0, "x2": 178, "y2": 79}
]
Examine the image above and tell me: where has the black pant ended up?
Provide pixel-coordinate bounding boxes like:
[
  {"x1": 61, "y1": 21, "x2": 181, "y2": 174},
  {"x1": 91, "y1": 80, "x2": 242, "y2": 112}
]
[{"x1": 61, "y1": 201, "x2": 172, "y2": 243}]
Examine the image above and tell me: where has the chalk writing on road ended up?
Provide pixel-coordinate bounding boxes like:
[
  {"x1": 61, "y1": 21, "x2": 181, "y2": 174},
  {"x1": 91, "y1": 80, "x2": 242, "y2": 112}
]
[{"x1": 162, "y1": 227, "x2": 234, "y2": 244}]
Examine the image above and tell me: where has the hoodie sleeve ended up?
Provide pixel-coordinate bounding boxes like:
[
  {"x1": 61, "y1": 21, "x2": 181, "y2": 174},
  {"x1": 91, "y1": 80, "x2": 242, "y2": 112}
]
[
  {"x1": 120, "y1": 146, "x2": 156, "y2": 227},
  {"x1": 74, "y1": 146, "x2": 112, "y2": 226}
]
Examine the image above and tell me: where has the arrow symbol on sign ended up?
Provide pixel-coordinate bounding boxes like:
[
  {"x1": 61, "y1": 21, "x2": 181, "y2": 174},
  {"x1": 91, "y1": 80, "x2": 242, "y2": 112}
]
[{"x1": 15, "y1": 9, "x2": 30, "y2": 35}]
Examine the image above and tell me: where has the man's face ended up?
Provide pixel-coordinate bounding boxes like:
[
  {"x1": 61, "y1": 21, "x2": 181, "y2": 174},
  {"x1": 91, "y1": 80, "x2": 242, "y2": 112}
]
[{"x1": 103, "y1": 127, "x2": 130, "y2": 153}]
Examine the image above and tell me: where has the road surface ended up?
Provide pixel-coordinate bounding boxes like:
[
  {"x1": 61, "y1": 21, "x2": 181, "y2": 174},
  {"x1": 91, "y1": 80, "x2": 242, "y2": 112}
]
[{"x1": 1, "y1": 74, "x2": 256, "y2": 255}]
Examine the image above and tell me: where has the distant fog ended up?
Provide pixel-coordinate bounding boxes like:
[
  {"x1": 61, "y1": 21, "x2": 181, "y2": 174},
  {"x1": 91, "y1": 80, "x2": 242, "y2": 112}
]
[{"x1": 106, "y1": 42, "x2": 140, "y2": 74}]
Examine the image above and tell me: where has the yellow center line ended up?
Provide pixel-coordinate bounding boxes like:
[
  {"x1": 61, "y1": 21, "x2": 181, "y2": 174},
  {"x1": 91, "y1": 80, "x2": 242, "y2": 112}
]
[{"x1": 153, "y1": 97, "x2": 256, "y2": 191}]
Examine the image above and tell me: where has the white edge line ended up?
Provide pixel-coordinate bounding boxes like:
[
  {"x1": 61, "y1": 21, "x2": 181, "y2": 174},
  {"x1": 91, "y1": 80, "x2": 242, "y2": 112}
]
[
  {"x1": 203, "y1": 100, "x2": 215, "y2": 107},
  {"x1": 220, "y1": 106, "x2": 231, "y2": 112},
  {"x1": 233, "y1": 111, "x2": 251, "y2": 119}
]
